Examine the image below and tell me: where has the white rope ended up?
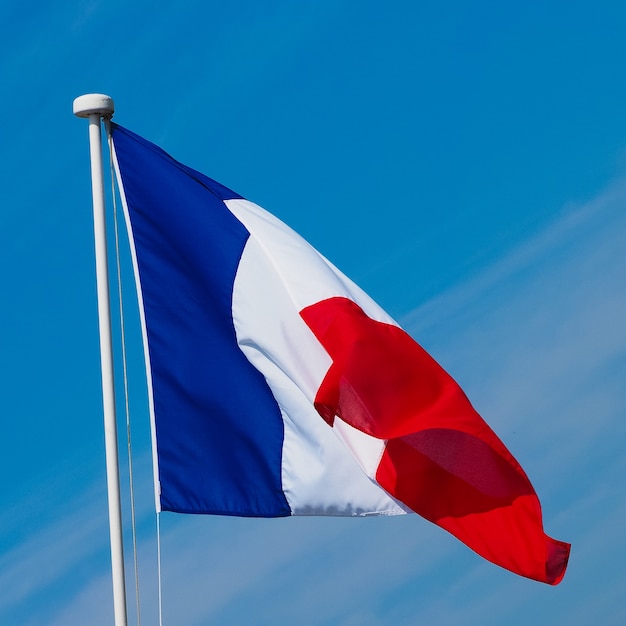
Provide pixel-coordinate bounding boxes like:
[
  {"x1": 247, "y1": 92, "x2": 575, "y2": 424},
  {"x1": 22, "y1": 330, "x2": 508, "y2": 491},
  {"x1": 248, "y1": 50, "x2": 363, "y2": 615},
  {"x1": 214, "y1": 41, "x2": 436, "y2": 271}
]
[
  {"x1": 156, "y1": 511, "x2": 163, "y2": 626},
  {"x1": 106, "y1": 120, "x2": 142, "y2": 626}
]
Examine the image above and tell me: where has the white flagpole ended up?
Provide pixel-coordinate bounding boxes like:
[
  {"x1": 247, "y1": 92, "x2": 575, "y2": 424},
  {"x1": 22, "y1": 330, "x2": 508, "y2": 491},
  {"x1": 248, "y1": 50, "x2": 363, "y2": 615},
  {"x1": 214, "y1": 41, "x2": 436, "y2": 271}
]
[{"x1": 73, "y1": 94, "x2": 128, "y2": 626}]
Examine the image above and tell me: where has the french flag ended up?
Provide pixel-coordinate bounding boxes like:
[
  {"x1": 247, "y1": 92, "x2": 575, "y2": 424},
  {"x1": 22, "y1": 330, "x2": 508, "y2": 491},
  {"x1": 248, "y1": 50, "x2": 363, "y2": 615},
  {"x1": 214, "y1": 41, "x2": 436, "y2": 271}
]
[{"x1": 111, "y1": 123, "x2": 569, "y2": 585}]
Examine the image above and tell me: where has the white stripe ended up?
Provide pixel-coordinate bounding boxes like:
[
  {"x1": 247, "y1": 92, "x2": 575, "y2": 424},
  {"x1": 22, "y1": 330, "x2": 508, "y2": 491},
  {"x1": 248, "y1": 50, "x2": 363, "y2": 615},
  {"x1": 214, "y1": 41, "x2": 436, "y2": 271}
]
[
  {"x1": 226, "y1": 199, "x2": 397, "y2": 324},
  {"x1": 228, "y1": 199, "x2": 407, "y2": 516}
]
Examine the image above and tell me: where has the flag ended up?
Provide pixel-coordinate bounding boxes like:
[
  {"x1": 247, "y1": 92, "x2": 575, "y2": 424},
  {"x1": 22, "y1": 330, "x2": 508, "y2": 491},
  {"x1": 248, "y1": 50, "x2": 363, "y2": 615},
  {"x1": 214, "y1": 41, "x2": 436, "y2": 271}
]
[{"x1": 110, "y1": 123, "x2": 570, "y2": 585}]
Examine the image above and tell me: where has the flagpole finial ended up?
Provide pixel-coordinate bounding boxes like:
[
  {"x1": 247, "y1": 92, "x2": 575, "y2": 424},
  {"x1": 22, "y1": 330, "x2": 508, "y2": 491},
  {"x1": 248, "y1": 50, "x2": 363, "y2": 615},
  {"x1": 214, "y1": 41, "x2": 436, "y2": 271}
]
[{"x1": 73, "y1": 93, "x2": 115, "y2": 119}]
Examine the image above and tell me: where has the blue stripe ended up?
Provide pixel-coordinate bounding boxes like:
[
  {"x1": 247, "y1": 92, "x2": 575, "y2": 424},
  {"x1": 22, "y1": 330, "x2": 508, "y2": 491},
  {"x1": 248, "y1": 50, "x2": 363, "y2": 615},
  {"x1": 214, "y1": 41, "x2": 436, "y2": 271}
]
[{"x1": 112, "y1": 124, "x2": 290, "y2": 516}]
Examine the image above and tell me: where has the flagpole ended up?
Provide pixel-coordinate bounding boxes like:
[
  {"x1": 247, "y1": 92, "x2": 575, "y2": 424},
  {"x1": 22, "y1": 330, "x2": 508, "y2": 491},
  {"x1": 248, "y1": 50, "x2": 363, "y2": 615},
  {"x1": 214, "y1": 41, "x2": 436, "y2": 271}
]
[{"x1": 73, "y1": 93, "x2": 128, "y2": 626}]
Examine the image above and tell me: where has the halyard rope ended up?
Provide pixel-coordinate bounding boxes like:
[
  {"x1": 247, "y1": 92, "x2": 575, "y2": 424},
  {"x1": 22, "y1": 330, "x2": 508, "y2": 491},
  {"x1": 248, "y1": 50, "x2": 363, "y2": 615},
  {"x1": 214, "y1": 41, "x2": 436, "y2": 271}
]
[{"x1": 106, "y1": 120, "x2": 143, "y2": 626}]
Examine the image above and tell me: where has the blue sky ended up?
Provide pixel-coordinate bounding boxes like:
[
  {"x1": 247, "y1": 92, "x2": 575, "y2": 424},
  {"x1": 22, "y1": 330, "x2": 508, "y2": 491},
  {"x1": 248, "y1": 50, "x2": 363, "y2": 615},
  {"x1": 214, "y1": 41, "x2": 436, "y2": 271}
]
[{"x1": 1, "y1": 1, "x2": 625, "y2": 624}]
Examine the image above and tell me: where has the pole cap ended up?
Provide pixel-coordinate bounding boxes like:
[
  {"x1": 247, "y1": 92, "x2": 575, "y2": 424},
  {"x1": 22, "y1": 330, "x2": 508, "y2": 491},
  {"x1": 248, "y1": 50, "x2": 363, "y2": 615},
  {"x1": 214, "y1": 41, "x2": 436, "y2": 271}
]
[{"x1": 73, "y1": 93, "x2": 115, "y2": 118}]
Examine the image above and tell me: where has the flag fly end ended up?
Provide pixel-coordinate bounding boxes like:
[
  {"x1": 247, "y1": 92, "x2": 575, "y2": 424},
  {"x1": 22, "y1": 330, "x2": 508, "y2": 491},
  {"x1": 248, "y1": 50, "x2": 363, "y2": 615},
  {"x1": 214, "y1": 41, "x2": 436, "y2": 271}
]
[{"x1": 73, "y1": 93, "x2": 115, "y2": 119}]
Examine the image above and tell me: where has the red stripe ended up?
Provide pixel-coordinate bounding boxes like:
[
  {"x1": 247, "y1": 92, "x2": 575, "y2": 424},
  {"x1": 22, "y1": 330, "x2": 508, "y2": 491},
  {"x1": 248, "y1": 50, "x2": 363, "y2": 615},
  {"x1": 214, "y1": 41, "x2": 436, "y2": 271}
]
[{"x1": 300, "y1": 296, "x2": 569, "y2": 584}]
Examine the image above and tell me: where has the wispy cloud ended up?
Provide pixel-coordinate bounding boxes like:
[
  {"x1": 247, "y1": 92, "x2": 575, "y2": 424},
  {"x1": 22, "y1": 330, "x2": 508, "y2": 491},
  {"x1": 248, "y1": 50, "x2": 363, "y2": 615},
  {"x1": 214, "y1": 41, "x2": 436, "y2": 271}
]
[
  {"x1": 0, "y1": 482, "x2": 110, "y2": 624},
  {"x1": 401, "y1": 180, "x2": 626, "y2": 624}
]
